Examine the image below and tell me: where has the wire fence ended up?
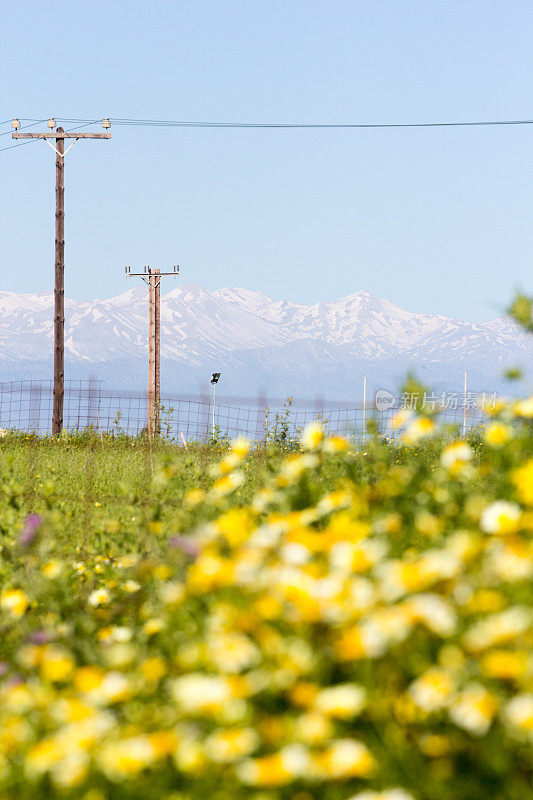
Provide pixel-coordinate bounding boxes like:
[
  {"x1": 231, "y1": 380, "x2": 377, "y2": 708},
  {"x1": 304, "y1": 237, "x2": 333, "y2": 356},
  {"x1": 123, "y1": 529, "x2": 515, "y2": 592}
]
[{"x1": 0, "y1": 380, "x2": 494, "y2": 442}]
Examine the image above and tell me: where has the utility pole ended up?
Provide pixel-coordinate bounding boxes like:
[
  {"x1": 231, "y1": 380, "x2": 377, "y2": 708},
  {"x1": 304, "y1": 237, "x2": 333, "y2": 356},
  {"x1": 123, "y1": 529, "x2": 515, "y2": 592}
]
[
  {"x1": 125, "y1": 265, "x2": 179, "y2": 437},
  {"x1": 12, "y1": 118, "x2": 111, "y2": 435}
]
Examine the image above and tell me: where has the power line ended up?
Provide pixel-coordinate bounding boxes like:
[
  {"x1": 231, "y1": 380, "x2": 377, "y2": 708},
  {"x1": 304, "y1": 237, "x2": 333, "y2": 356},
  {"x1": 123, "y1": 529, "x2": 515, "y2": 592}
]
[
  {"x1": 7, "y1": 115, "x2": 533, "y2": 129},
  {"x1": 107, "y1": 116, "x2": 533, "y2": 129},
  {"x1": 2, "y1": 114, "x2": 531, "y2": 153}
]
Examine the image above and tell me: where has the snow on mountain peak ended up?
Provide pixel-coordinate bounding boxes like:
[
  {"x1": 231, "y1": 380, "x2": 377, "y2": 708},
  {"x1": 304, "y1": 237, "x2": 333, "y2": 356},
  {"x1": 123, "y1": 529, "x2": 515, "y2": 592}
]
[{"x1": 0, "y1": 285, "x2": 530, "y2": 397}]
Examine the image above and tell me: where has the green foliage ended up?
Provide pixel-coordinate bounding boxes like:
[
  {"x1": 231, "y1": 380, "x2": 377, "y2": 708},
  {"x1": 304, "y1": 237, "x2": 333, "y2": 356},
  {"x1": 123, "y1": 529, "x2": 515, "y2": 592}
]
[{"x1": 507, "y1": 292, "x2": 533, "y2": 333}]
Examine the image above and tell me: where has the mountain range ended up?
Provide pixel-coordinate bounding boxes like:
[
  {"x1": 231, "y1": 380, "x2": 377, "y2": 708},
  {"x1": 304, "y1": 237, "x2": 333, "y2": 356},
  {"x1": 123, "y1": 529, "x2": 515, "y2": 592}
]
[{"x1": 1, "y1": 285, "x2": 531, "y2": 400}]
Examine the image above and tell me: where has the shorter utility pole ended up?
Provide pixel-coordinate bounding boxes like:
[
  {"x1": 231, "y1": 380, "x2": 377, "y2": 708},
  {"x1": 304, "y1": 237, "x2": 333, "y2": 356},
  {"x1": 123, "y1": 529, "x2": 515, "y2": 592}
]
[{"x1": 126, "y1": 265, "x2": 179, "y2": 436}]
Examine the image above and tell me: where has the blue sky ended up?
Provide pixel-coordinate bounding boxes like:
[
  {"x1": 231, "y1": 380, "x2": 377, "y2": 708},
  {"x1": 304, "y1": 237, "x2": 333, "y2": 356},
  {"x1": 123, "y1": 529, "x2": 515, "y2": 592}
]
[{"x1": 1, "y1": 0, "x2": 532, "y2": 322}]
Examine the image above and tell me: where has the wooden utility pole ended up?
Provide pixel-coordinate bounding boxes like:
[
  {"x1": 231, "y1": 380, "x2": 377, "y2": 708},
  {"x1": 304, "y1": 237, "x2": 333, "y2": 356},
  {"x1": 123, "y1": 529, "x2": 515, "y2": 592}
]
[
  {"x1": 147, "y1": 269, "x2": 161, "y2": 436},
  {"x1": 54, "y1": 130, "x2": 65, "y2": 434},
  {"x1": 125, "y1": 265, "x2": 179, "y2": 437},
  {"x1": 154, "y1": 269, "x2": 161, "y2": 432},
  {"x1": 12, "y1": 118, "x2": 111, "y2": 434}
]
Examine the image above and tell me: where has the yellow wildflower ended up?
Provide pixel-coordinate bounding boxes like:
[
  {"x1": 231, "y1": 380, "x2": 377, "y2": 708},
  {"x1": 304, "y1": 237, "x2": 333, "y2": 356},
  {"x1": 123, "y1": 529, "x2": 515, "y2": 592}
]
[
  {"x1": 485, "y1": 422, "x2": 512, "y2": 447},
  {"x1": 505, "y1": 693, "x2": 533, "y2": 735},
  {"x1": 409, "y1": 668, "x2": 455, "y2": 712},
  {"x1": 40, "y1": 647, "x2": 75, "y2": 683},
  {"x1": 183, "y1": 488, "x2": 206, "y2": 508},
  {"x1": 0, "y1": 588, "x2": 29, "y2": 618},
  {"x1": 512, "y1": 459, "x2": 533, "y2": 506},
  {"x1": 441, "y1": 441, "x2": 473, "y2": 473},
  {"x1": 143, "y1": 618, "x2": 165, "y2": 636},
  {"x1": 313, "y1": 683, "x2": 366, "y2": 718},
  {"x1": 402, "y1": 417, "x2": 435, "y2": 444},
  {"x1": 449, "y1": 683, "x2": 498, "y2": 735},
  {"x1": 231, "y1": 436, "x2": 250, "y2": 459},
  {"x1": 513, "y1": 396, "x2": 533, "y2": 418},
  {"x1": 481, "y1": 650, "x2": 531, "y2": 680},
  {"x1": 41, "y1": 560, "x2": 62, "y2": 579},
  {"x1": 204, "y1": 727, "x2": 258, "y2": 762},
  {"x1": 315, "y1": 738, "x2": 375, "y2": 779},
  {"x1": 88, "y1": 588, "x2": 111, "y2": 607},
  {"x1": 211, "y1": 470, "x2": 245, "y2": 498},
  {"x1": 480, "y1": 501, "x2": 521, "y2": 534},
  {"x1": 141, "y1": 656, "x2": 167, "y2": 682},
  {"x1": 302, "y1": 421, "x2": 325, "y2": 450}
]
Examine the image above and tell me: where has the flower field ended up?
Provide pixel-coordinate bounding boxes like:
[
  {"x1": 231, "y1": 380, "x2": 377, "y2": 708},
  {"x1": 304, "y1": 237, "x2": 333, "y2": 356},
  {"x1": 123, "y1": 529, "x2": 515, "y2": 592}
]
[{"x1": 0, "y1": 398, "x2": 532, "y2": 800}]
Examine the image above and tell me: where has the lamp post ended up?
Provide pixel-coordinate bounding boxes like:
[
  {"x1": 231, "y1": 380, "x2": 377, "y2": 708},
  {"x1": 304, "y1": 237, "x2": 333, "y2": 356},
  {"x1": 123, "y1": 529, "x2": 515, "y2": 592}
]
[{"x1": 210, "y1": 372, "x2": 221, "y2": 437}]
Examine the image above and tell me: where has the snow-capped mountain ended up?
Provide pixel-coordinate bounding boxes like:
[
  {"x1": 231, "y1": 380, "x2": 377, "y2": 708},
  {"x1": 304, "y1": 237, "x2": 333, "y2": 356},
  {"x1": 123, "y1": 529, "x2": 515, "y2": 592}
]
[{"x1": 1, "y1": 285, "x2": 531, "y2": 399}]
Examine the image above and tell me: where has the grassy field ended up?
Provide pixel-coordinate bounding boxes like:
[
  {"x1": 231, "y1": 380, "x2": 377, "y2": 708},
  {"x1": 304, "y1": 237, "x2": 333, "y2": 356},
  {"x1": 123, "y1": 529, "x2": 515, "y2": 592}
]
[{"x1": 0, "y1": 402, "x2": 532, "y2": 800}]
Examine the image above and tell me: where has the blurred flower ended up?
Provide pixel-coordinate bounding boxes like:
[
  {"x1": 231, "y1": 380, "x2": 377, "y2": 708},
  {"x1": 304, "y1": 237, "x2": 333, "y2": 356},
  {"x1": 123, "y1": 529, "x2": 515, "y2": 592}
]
[
  {"x1": 391, "y1": 409, "x2": 413, "y2": 429},
  {"x1": 464, "y1": 606, "x2": 531, "y2": 652},
  {"x1": 480, "y1": 501, "x2": 521, "y2": 534},
  {"x1": 512, "y1": 459, "x2": 533, "y2": 506},
  {"x1": 484, "y1": 422, "x2": 512, "y2": 447},
  {"x1": 204, "y1": 727, "x2": 258, "y2": 762},
  {"x1": 302, "y1": 421, "x2": 324, "y2": 450},
  {"x1": 324, "y1": 435, "x2": 349, "y2": 453},
  {"x1": 513, "y1": 396, "x2": 533, "y2": 418},
  {"x1": 348, "y1": 791, "x2": 416, "y2": 800},
  {"x1": 169, "y1": 673, "x2": 234, "y2": 714},
  {"x1": 183, "y1": 488, "x2": 206, "y2": 508},
  {"x1": 143, "y1": 618, "x2": 165, "y2": 636},
  {"x1": 19, "y1": 514, "x2": 43, "y2": 548},
  {"x1": 448, "y1": 683, "x2": 498, "y2": 735},
  {"x1": 0, "y1": 589, "x2": 29, "y2": 618},
  {"x1": 441, "y1": 442, "x2": 473, "y2": 472},
  {"x1": 231, "y1": 437, "x2": 250, "y2": 459},
  {"x1": 41, "y1": 560, "x2": 62, "y2": 579},
  {"x1": 211, "y1": 471, "x2": 245, "y2": 498},
  {"x1": 316, "y1": 739, "x2": 375, "y2": 779},
  {"x1": 402, "y1": 417, "x2": 435, "y2": 444},
  {"x1": 409, "y1": 668, "x2": 455, "y2": 712},
  {"x1": 98, "y1": 735, "x2": 156, "y2": 780},
  {"x1": 504, "y1": 694, "x2": 533, "y2": 736},
  {"x1": 88, "y1": 588, "x2": 111, "y2": 607},
  {"x1": 40, "y1": 647, "x2": 75, "y2": 683},
  {"x1": 169, "y1": 536, "x2": 200, "y2": 558},
  {"x1": 313, "y1": 683, "x2": 366, "y2": 718}
]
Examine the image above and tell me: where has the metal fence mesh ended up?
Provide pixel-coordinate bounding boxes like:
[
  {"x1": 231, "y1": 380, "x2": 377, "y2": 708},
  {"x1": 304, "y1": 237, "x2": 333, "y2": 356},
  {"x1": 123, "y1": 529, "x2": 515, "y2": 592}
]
[{"x1": 0, "y1": 380, "x2": 491, "y2": 442}]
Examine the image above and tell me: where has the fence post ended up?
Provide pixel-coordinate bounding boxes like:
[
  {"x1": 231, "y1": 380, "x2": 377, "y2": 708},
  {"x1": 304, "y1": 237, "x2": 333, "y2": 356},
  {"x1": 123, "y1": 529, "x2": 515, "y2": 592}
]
[
  {"x1": 462, "y1": 371, "x2": 467, "y2": 437},
  {"x1": 362, "y1": 376, "x2": 367, "y2": 445}
]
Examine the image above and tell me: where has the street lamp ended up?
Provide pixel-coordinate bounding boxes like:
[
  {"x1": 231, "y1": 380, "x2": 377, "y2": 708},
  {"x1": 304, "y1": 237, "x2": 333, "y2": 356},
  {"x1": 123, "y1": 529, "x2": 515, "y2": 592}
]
[{"x1": 211, "y1": 373, "x2": 221, "y2": 437}]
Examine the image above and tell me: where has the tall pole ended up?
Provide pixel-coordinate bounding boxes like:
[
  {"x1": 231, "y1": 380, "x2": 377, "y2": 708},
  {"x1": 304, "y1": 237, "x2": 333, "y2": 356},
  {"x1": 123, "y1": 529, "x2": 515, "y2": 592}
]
[
  {"x1": 53, "y1": 129, "x2": 65, "y2": 435},
  {"x1": 125, "y1": 265, "x2": 179, "y2": 437},
  {"x1": 362, "y1": 375, "x2": 367, "y2": 445},
  {"x1": 154, "y1": 268, "x2": 161, "y2": 436},
  {"x1": 148, "y1": 271, "x2": 156, "y2": 438},
  {"x1": 462, "y1": 370, "x2": 467, "y2": 437},
  {"x1": 12, "y1": 118, "x2": 111, "y2": 435}
]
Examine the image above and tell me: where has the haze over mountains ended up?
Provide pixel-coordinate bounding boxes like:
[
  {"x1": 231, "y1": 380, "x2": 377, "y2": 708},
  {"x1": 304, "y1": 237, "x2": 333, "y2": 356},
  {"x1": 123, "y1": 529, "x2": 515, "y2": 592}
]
[{"x1": 1, "y1": 285, "x2": 530, "y2": 400}]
